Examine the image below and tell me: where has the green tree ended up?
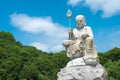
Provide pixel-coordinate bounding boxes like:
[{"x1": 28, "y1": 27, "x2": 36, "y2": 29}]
[
  {"x1": 20, "y1": 64, "x2": 40, "y2": 80},
  {"x1": 0, "y1": 31, "x2": 120, "y2": 80}
]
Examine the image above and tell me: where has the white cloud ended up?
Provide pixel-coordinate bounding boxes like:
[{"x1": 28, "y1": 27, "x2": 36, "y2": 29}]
[
  {"x1": 10, "y1": 13, "x2": 68, "y2": 52},
  {"x1": 51, "y1": 45, "x2": 64, "y2": 51},
  {"x1": 10, "y1": 13, "x2": 68, "y2": 38},
  {"x1": 108, "y1": 30, "x2": 120, "y2": 48},
  {"x1": 67, "y1": 0, "x2": 83, "y2": 6},
  {"x1": 31, "y1": 42, "x2": 64, "y2": 52},
  {"x1": 85, "y1": 0, "x2": 120, "y2": 17},
  {"x1": 68, "y1": 0, "x2": 120, "y2": 17},
  {"x1": 31, "y1": 42, "x2": 49, "y2": 52},
  {"x1": 95, "y1": 29, "x2": 120, "y2": 52}
]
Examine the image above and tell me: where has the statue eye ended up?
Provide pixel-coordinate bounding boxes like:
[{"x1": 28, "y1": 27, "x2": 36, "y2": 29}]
[
  {"x1": 79, "y1": 20, "x2": 82, "y2": 22},
  {"x1": 77, "y1": 21, "x2": 81, "y2": 23}
]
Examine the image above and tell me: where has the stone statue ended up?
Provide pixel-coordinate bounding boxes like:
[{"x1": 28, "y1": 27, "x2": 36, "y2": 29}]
[
  {"x1": 63, "y1": 15, "x2": 98, "y2": 66},
  {"x1": 57, "y1": 15, "x2": 108, "y2": 80}
]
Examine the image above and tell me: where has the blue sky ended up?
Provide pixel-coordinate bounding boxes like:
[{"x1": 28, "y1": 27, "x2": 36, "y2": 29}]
[{"x1": 0, "y1": 0, "x2": 120, "y2": 52}]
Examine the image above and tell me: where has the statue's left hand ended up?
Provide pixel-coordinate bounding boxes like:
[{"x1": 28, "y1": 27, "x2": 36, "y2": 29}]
[{"x1": 81, "y1": 33, "x2": 88, "y2": 40}]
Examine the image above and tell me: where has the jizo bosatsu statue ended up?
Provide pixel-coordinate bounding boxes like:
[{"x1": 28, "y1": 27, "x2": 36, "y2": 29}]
[
  {"x1": 63, "y1": 15, "x2": 98, "y2": 65},
  {"x1": 57, "y1": 13, "x2": 108, "y2": 80}
]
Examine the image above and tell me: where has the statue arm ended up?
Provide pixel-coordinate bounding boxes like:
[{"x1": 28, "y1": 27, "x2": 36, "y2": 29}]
[
  {"x1": 85, "y1": 26, "x2": 94, "y2": 38},
  {"x1": 68, "y1": 29, "x2": 75, "y2": 40}
]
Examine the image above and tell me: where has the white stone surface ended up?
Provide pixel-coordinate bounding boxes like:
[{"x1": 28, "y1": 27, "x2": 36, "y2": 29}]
[
  {"x1": 66, "y1": 57, "x2": 99, "y2": 67},
  {"x1": 57, "y1": 64, "x2": 108, "y2": 80},
  {"x1": 66, "y1": 57, "x2": 85, "y2": 67}
]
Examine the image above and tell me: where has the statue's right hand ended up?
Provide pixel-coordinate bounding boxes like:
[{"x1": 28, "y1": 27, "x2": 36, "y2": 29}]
[
  {"x1": 63, "y1": 40, "x2": 76, "y2": 47},
  {"x1": 68, "y1": 29, "x2": 73, "y2": 34},
  {"x1": 63, "y1": 40, "x2": 70, "y2": 47}
]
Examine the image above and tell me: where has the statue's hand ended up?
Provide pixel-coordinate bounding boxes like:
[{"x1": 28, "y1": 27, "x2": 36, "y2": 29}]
[
  {"x1": 81, "y1": 33, "x2": 88, "y2": 40},
  {"x1": 63, "y1": 40, "x2": 76, "y2": 47},
  {"x1": 68, "y1": 29, "x2": 73, "y2": 34}
]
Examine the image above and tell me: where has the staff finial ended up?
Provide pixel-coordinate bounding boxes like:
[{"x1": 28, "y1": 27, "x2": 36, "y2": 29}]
[{"x1": 66, "y1": 9, "x2": 72, "y2": 18}]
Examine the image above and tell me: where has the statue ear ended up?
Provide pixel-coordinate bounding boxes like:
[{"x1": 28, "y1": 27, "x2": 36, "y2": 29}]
[{"x1": 84, "y1": 23, "x2": 86, "y2": 26}]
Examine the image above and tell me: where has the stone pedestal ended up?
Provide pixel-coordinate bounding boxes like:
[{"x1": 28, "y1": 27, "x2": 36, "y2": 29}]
[
  {"x1": 57, "y1": 64, "x2": 107, "y2": 80},
  {"x1": 57, "y1": 58, "x2": 108, "y2": 80}
]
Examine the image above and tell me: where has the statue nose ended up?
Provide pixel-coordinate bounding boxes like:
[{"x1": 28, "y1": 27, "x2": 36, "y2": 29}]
[
  {"x1": 78, "y1": 22, "x2": 81, "y2": 25},
  {"x1": 77, "y1": 21, "x2": 80, "y2": 24}
]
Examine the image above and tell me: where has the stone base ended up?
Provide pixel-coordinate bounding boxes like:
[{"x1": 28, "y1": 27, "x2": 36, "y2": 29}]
[
  {"x1": 66, "y1": 57, "x2": 98, "y2": 67},
  {"x1": 57, "y1": 64, "x2": 108, "y2": 80}
]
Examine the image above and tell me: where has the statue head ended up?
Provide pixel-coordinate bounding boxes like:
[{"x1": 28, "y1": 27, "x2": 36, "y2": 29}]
[{"x1": 76, "y1": 15, "x2": 86, "y2": 29}]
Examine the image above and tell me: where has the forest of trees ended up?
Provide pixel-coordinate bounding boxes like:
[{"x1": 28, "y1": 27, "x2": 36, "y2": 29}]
[{"x1": 0, "y1": 31, "x2": 120, "y2": 80}]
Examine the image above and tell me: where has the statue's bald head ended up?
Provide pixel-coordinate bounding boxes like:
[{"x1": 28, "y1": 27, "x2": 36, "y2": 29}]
[{"x1": 76, "y1": 15, "x2": 86, "y2": 29}]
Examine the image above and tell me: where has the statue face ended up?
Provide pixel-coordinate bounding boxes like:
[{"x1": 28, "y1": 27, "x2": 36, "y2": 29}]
[{"x1": 76, "y1": 15, "x2": 86, "y2": 28}]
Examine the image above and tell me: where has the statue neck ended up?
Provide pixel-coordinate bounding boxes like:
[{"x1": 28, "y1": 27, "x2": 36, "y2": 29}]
[{"x1": 77, "y1": 27, "x2": 84, "y2": 30}]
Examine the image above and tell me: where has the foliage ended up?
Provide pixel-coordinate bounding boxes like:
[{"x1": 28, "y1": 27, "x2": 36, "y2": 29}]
[
  {"x1": 98, "y1": 47, "x2": 120, "y2": 80},
  {"x1": 0, "y1": 31, "x2": 120, "y2": 80}
]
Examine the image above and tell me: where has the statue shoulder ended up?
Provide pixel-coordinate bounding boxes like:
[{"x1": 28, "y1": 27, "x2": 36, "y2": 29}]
[
  {"x1": 84, "y1": 26, "x2": 91, "y2": 29},
  {"x1": 73, "y1": 28, "x2": 78, "y2": 36},
  {"x1": 84, "y1": 26, "x2": 92, "y2": 31},
  {"x1": 73, "y1": 28, "x2": 77, "y2": 32}
]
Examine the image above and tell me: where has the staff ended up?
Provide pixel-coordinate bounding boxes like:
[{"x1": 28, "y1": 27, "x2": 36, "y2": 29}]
[{"x1": 66, "y1": 9, "x2": 73, "y2": 40}]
